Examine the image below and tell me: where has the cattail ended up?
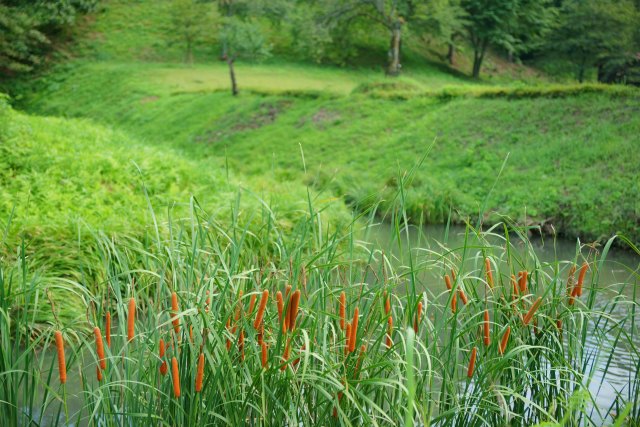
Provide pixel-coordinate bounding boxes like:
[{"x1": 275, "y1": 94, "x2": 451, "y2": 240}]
[
  {"x1": 276, "y1": 291, "x2": 286, "y2": 332},
  {"x1": 451, "y1": 268, "x2": 457, "y2": 282},
  {"x1": 105, "y1": 311, "x2": 111, "y2": 348},
  {"x1": 54, "y1": 330, "x2": 66, "y2": 384},
  {"x1": 467, "y1": 347, "x2": 477, "y2": 378},
  {"x1": 285, "y1": 284, "x2": 292, "y2": 298},
  {"x1": 499, "y1": 326, "x2": 511, "y2": 355},
  {"x1": 339, "y1": 291, "x2": 346, "y2": 330},
  {"x1": 384, "y1": 292, "x2": 391, "y2": 315},
  {"x1": 159, "y1": 339, "x2": 168, "y2": 375},
  {"x1": 349, "y1": 307, "x2": 359, "y2": 353},
  {"x1": 445, "y1": 274, "x2": 452, "y2": 290},
  {"x1": 566, "y1": 264, "x2": 577, "y2": 294},
  {"x1": 257, "y1": 323, "x2": 264, "y2": 346},
  {"x1": 171, "y1": 292, "x2": 180, "y2": 334},
  {"x1": 451, "y1": 292, "x2": 457, "y2": 313},
  {"x1": 189, "y1": 325, "x2": 194, "y2": 343},
  {"x1": 195, "y1": 353, "x2": 204, "y2": 392},
  {"x1": 225, "y1": 318, "x2": 232, "y2": 351},
  {"x1": 171, "y1": 357, "x2": 180, "y2": 398},
  {"x1": 127, "y1": 298, "x2": 136, "y2": 342},
  {"x1": 511, "y1": 275, "x2": 519, "y2": 299},
  {"x1": 345, "y1": 322, "x2": 351, "y2": 354},
  {"x1": 523, "y1": 297, "x2": 543, "y2": 325},
  {"x1": 518, "y1": 271, "x2": 528, "y2": 293},
  {"x1": 413, "y1": 302, "x2": 422, "y2": 332},
  {"x1": 355, "y1": 344, "x2": 366, "y2": 375},
  {"x1": 287, "y1": 290, "x2": 301, "y2": 332},
  {"x1": 485, "y1": 258, "x2": 494, "y2": 289},
  {"x1": 557, "y1": 319, "x2": 563, "y2": 334},
  {"x1": 576, "y1": 262, "x2": 588, "y2": 297},
  {"x1": 386, "y1": 316, "x2": 393, "y2": 348},
  {"x1": 96, "y1": 366, "x2": 103, "y2": 381},
  {"x1": 253, "y1": 290, "x2": 269, "y2": 329},
  {"x1": 483, "y1": 310, "x2": 490, "y2": 346},
  {"x1": 94, "y1": 327, "x2": 106, "y2": 370},
  {"x1": 261, "y1": 341, "x2": 268, "y2": 369},
  {"x1": 205, "y1": 290, "x2": 211, "y2": 313}
]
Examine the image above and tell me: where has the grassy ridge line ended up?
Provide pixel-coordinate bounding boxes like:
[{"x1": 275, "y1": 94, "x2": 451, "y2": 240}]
[{"x1": 20, "y1": 62, "x2": 640, "y2": 244}]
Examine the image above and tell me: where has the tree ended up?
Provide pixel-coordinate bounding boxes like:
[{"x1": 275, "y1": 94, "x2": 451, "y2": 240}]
[
  {"x1": 216, "y1": 0, "x2": 271, "y2": 95},
  {"x1": 1, "y1": 0, "x2": 97, "y2": 76},
  {"x1": 413, "y1": 0, "x2": 467, "y2": 65},
  {"x1": 549, "y1": 0, "x2": 639, "y2": 83},
  {"x1": 169, "y1": 0, "x2": 212, "y2": 64}
]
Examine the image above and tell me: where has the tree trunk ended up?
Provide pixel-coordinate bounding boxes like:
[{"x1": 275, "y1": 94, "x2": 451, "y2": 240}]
[
  {"x1": 227, "y1": 57, "x2": 238, "y2": 96},
  {"x1": 387, "y1": 21, "x2": 402, "y2": 76},
  {"x1": 447, "y1": 43, "x2": 455, "y2": 66},
  {"x1": 472, "y1": 40, "x2": 487, "y2": 79}
]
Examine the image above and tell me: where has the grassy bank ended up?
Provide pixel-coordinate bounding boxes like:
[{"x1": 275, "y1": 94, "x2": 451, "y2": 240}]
[{"x1": 19, "y1": 61, "x2": 640, "y2": 245}]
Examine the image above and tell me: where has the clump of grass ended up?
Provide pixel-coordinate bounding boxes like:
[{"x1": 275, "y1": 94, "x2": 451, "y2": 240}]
[{"x1": 1, "y1": 194, "x2": 638, "y2": 426}]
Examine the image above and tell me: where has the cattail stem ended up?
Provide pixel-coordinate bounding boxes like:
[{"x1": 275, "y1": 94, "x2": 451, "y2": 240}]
[
  {"x1": 171, "y1": 357, "x2": 180, "y2": 398},
  {"x1": 195, "y1": 353, "x2": 204, "y2": 392},
  {"x1": 339, "y1": 291, "x2": 346, "y2": 330},
  {"x1": 523, "y1": 297, "x2": 543, "y2": 325},
  {"x1": 483, "y1": 310, "x2": 490, "y2": 346},
  {"x1": 55, "y1": 330, "x2": 66, "y2": 384},
  {"x1": 467, "y1": 347, "x2": 477, "y2": 378},
  {"x1": 253, "y1": 290, "x2": 269, "y2": 329},
  {"x1": 127, "y1": 298, "x2": 136, "y2": 342},
  {"x1": 94, "y1": 327, "x2": 106, "y2": 370}
]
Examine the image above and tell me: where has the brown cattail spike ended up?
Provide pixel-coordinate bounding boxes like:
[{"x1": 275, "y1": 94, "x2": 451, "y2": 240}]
[
  {"x1": 253, "y1": 290, "x2": 269, "y2": 330},
  {"x1": 105, "y1": 311, "x2": 111, "y2": 348},
  {"x1": 55, "y1": 330, "x2": 66, "y2": 384},
  {"x1": 349, "y1": 307, "x2": 359, "y2": 353},
  {"x1": 127, "y1": 298, "x2": 136, "y2": 342},
  {"x1": 345, "y1": 323, "x2": 352, "y2": 354},
  {"x1": 483, "y1": 310, "x2": 490, "y2": 346},
  {"x1": 261, "y1": 341, "x2": 268, "y2": 369},
  {"x1": 159, "y1": 339, "x2": 168, "y2": 375},
  {"x1": 171, "y1": 292, "x2": 180, "y2": 334},
  {"x1": 576, "y1": 262, "x2": 588, "y2": 297},
  {"x1": 195, "y1": 353, "x2": 204, "y2": 392},
  {"x1": 276, "y1": 291, "x2": 285, "y2": 332},
  {"x1": 414, "y1": 302, "x2": 423, "y2": 332},
  {"x1": 386, "y1": 316, "x2": 393, "y2": 348},
  {"x1": 287, "y1": 290, "x2": 301, "y2": 332},
  {"x1": 384, "y1": 293, "x2": 391, "y2": 315},
  {"x1": 171, "y1": 357, "x2": 180, "y2": 398},
  {"x1": 248, "y1": 293, "x2": 257, "y2": 314},
  {"x1": 518, "y1": 271, "x2": 528, "y2": 294},
  {"x1": 94, "y1": 327, "x2": 106, "y2": 370},
  {"x1": 499, "y1": 326, "x2": 511, "y2": 355},
  {"x1": 339, "y1": 291, "x2": 346, "y2": 330},
  {"x1": 485, "y1": 258, "x2": 494, "y2": 289},
  {"x1": 467, "y1": 347, "x2": 477, "y2": 378},
  {"x1": 523, "y1": 297, "x2": 543, "y2": 325}
]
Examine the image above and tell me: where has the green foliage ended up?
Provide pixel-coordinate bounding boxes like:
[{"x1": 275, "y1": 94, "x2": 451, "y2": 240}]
[
  {"x1": 169, "y1": 0, "x2": 216, "y2": 64},
  {"x1": 549, "y1": 0, "x2": 640, "y2": 83},
  {"x1": 220, "y1": 17, "x2": 271, "y2": 61}
]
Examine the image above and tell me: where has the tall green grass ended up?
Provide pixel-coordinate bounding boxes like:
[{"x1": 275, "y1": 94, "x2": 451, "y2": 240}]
[{"x1": 2, "y1": 190, "x2": 638, "y2": 426}]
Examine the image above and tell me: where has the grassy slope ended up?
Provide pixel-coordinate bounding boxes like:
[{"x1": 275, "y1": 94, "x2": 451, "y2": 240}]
[
  {"x1": 23, "y1": 61, "x2": 640, "y2": 243},
  {"x1": 11, "y1": 0, "x2": 640, "y2": 245}
]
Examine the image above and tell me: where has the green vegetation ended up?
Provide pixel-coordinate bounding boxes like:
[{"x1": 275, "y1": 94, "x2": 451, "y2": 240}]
[
  {"x1": 2, "y1": 0, "x2": 639, "y2": 425},
  {"x1": 2, "y1": 199, "x2": 639, "y2": 425},
  {"x1": 20, "y1": 61, "x2": 640, "y2": 244}
]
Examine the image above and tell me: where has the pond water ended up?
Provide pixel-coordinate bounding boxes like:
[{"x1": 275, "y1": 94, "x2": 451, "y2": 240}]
[{"x1": 362, "y1": 222, "x2": 640, "y2": 421}]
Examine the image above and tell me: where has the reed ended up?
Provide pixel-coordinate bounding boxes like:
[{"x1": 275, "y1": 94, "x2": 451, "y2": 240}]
[{"x1": 127, "y1": 297, "x2": 136, "y2": 342}]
